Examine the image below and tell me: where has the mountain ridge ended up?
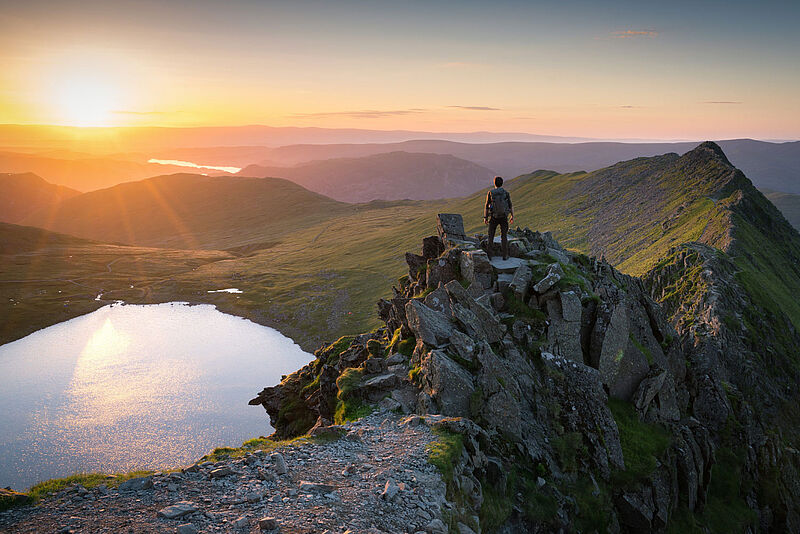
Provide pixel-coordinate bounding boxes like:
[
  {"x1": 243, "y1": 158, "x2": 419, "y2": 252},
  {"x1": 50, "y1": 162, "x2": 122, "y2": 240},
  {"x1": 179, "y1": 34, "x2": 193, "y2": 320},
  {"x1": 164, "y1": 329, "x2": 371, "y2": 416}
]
[
  {"x1": 20, "y1": 173, "x2": 351, "y2": 249},
  {"x1": 239, "y1": 151, "x2": 495, "y2": 202},
  {"x1": 0, "y1": 173, "x2": 80, "y2": 223}
]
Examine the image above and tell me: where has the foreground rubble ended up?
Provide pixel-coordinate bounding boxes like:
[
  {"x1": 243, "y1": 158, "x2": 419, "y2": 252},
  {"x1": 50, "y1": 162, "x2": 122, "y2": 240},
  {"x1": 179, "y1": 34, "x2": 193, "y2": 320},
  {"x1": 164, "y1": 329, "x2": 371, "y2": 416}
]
[{"x1": 1, "y1": 413, "x2": 453, "y2": 534}]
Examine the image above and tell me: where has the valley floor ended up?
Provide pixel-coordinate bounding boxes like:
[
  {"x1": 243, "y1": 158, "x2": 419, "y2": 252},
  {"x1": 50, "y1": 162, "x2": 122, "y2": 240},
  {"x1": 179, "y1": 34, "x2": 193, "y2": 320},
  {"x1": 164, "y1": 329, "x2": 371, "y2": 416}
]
[{"x1": 0, "y1": 413, "x2": 451, "y2": 534}]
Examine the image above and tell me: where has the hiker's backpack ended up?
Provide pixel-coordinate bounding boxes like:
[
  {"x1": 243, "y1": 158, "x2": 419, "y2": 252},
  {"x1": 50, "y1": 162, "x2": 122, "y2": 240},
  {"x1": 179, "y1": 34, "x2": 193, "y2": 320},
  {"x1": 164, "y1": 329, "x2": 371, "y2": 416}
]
[{"x1": 490, "y1": 187, "x2": 510, "y2": 216}]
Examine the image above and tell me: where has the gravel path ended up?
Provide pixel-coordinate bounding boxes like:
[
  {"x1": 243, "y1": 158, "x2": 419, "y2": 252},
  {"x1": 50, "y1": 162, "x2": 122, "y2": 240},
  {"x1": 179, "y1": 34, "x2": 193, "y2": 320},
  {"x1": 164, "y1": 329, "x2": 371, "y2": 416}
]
[{"x1": 0, "y1": 413, "x2": 450, "y2": 534}]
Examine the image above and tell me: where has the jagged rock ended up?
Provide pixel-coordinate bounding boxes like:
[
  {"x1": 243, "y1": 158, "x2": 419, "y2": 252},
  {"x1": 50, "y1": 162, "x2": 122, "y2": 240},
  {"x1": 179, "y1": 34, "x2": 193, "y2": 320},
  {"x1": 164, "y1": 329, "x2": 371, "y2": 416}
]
[
  {"x1": 633, "y1": 367, "x2": 671, "y2": 419},
  {"x1": 298, "y1": 481, "x2": 337, "y2": 493},
  {"x1": 509, "y1": 264, "x2": 533, "y2": 302},
  {"x1": 616, "y1": 488, "x2": 654, "y2": 531},
  {"x1": 271, "y1": 453, "x2": 288, "y2": 475},
  {"x1": 598, "y1": 304, "x2": 649, "y2": 399},
  {"x1": 258, "y1": 517, "x2": 279, "y2": 531},
  {"x1": 119, "y1": 475, "x2": 154, "y2": 492},
  {"x1": 176, "y1": 524, "x2": 198, "y2": 534},
  {"x1": 533, "y1": 270, "x2": 561, "y2": 294},
  {"x1": 405, "y1": 300, "x2": 454, "y2": 347},
  {"x1": 157, "y1": 501, "x2": 198, "y2": 519},
  {"x1": 546, "y1": 291, "x2": 584, "y2": 363},
  {"x1": 209, "y1": 466, "x2": 233, "y2": 478},
  {"x1": 378, "y1": 396, "x2": 402, "y2": 412},
  {"x1": 449, "y1": 330, "x2": 478, "y2": 364},
  {"x1": 232, "y1": 516, "x2": 249, "y2": 530},
  {"x1": 422, "y1": 235, "x2": 445, "y2": 259},
  {"x1": 362, "y1": 373, "x2": 400, "y2": 391},
  {"x1": 444, "y1": 280, "x2": 505, "y2": 343},
  {"x1": 420, "y1": 350, "x2": 475, "y2": 416},
  {"x1": 426, "y1": 249, "x2": 460, "y2": 288},
  {"x1": 460, "y1": 250, "x2": 493, "y2": 289},
  {"x1": 386, "y1": 352, "x2": 406, "y2": 365},
  {"x1": 423, "y1": 286, "x2": 452, "y2": 317},
  {"x1": 380, "y1": 478, "x2": 400, "y2": 501},
  {"x1": 406, "y1": 252, "x2": 427, "y2": 282},
  {"x1": 425, "y1": 518, "x2": 448, "y2": 534}
]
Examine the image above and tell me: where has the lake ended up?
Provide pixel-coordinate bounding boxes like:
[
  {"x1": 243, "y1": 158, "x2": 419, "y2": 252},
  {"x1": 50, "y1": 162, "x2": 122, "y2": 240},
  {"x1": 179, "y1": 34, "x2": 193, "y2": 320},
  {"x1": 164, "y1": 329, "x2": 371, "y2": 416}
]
[{"x1": 0, "y1": 302, "x2": 314, "y2": 490}]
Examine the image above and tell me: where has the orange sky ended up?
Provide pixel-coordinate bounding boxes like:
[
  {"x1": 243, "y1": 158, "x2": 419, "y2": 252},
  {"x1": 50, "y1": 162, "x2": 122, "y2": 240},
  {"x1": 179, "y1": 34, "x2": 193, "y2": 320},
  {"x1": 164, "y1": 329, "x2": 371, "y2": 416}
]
[{"x1": 1, "y1": 0, "x2": 798, "y2": 140}]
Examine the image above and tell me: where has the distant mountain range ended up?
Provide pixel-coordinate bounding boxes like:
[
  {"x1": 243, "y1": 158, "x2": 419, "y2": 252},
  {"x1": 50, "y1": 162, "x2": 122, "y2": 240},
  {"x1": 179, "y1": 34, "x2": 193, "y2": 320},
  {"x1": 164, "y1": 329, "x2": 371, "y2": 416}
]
[
  {"x1": 246, "y1": 139, "x2": 800, "y2": 194},
  {"x1": 0, "y1": 173, "x2": 79, "y2": 223},
  {"x1": 239, "y1": 151, "x2": 495, "y2": 202},
  {"x1": 0, "y1": 124, "x2": 594, "y2": 153},
  {"x1": 763, "y1": 189, "x2": 800, "y2": 231}
]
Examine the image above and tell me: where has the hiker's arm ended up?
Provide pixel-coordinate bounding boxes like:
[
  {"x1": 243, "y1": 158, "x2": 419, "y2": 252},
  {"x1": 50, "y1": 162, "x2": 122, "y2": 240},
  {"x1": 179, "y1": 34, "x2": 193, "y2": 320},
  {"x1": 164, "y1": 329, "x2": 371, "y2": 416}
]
[
  {"x1": 508, "y1": 194, "x2": 514, "y2": 223},
  {"x1": 484, "y1": 192, "x2": 491, "y2": 222}
]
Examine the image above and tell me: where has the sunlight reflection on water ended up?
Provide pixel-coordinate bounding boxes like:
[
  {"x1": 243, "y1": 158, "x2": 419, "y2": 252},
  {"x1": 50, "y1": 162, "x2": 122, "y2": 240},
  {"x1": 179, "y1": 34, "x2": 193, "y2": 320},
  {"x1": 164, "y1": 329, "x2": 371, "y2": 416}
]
[
  {"x1": 0, "y1": 302, "x2": 313, "y2": 490},
  {"x1": 148, "y1": 158, "x2": 241, "y2": 174}
]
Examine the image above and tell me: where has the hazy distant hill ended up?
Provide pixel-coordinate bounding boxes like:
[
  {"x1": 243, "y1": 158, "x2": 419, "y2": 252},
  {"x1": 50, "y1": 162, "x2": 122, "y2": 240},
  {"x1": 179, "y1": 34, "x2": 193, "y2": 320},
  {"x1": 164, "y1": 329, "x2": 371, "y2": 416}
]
[
  {"x1": 239, "y1": 151, "x2": 495, "y2": 202},
  {"x1": 763, "y1": 189, "x2": 800, "y2": 231},
  {"x1": 22, "y1": 174, "x2": 350, "y2": 249},
  {"x1": 255, "y1": 139, "x2": 800, "y2": 194},
  {"x1": 0, "y1": 173, "x2": 79, "y2": 223},
  {"x1": 0, "y1": 221, "x2": 92, "y2": 254},
  {"x1": 0, "y1": 124, "x2": 591, "y2": 154},
  {"x1": 0, "y1": 151, "x2": 198, "y2": 192}
]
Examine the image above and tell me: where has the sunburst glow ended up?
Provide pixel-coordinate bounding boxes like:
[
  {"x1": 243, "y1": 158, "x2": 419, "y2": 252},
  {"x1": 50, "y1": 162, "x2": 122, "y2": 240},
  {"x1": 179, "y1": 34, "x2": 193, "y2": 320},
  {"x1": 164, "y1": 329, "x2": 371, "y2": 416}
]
[{"x1": 55, "y1": 75, "x2": 118, "y2": 127}]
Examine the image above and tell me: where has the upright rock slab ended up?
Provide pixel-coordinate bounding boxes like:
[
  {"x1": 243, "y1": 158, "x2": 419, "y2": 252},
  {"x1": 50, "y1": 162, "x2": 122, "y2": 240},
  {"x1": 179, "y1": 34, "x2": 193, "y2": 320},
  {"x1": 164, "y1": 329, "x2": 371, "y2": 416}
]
[
  {"x1": 437, "y1": 213, "x2": 467, "y2": 242},
  {"x1": 597, "y1": 304, "x2": 649, "y2": 399},
  {"x1": 546, "y1": 291, "x2": 584, "y2": 363},
  {"x1": 509, "y1": 263, "x2": 533, "y2": 302}
]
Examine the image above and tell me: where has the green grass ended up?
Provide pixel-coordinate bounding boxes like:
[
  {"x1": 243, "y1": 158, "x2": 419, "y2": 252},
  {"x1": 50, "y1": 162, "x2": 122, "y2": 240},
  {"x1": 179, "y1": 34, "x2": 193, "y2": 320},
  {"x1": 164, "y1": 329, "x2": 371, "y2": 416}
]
[
  {"x1": 552, "y1": 432, "x2": 587, "y2": 473},
  {"x1": 608, "y1": 398, "x2": 671, "y2": 486},
  {"x1": 23, "y1": 470, "x2": 156, "y2": 504},
  {"x1": 427, "y1": 428, "x2": 464, "y2": 483},
  {"x1": 332, "y1": 367, "x2": 373, "y2": 424},
  {"x1": 333, "y1": 398, "x2": 373, "y2": 424},
  {"x1": 698, "y1": 447, "x2": 757, "y2": 532}
]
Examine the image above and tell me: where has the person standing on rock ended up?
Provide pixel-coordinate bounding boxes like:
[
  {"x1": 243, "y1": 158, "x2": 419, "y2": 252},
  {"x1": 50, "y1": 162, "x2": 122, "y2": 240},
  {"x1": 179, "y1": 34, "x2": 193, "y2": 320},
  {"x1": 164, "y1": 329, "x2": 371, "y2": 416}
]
[{"x1": 484, "y1": 176, "x2": 514, "y2": 260}]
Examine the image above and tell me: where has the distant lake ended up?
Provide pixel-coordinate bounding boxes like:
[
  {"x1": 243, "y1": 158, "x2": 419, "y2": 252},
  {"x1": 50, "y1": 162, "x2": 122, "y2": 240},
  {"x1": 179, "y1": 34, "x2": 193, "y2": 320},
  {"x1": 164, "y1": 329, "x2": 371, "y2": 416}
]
[
  {"x1": 148, "y1": 158, "x2": 241, "y2": 174},
  {"x1": 0, "y1": 302, "x2": 313, "y2": 490}
]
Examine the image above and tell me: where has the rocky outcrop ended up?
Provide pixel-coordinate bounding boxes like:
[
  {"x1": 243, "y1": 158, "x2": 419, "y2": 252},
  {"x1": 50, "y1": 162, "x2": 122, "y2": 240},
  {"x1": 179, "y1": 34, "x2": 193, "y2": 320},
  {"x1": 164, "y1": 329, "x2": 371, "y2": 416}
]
[{"x1": 251, "y1": 214, "x2": 731, "y2": 532}]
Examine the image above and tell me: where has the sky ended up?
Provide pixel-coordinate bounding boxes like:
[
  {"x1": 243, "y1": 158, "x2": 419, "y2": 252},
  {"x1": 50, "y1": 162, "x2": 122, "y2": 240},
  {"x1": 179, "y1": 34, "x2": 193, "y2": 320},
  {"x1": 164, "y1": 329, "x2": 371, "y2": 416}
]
[{"x1": 0, "y1": 0, "x2": 798, "y2": 140}]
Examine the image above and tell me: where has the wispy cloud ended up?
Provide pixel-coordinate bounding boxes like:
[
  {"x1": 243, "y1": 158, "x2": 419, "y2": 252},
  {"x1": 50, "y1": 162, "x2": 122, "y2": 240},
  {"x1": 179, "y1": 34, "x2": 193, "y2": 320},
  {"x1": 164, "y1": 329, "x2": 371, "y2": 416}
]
[
  {"x1": 291, "y1": 109, "x2": 427, "y2": 119},
  {"x1": 620, "y1": 105, "x2": 639, "y2": 109},
  {"x1": 448, "y1": 106, "x2": 501, "y2": 111},
  {"x1": 703, "y1": 101, "x2": 742, "y2": 105},
  {"x1": 611, "y1": 30, "x2": 658, "y2": 39}
]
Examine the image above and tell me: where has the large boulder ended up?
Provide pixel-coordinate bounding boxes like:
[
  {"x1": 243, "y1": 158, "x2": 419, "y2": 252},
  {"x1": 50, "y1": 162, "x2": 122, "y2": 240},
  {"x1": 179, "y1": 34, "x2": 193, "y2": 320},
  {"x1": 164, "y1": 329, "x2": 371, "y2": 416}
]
[
  {"x1": 420, "y1": 350, "x2": 476, "y2": 416},
  {"x1": 405, "y1": 300, "x2": 453, "y2": 347}
]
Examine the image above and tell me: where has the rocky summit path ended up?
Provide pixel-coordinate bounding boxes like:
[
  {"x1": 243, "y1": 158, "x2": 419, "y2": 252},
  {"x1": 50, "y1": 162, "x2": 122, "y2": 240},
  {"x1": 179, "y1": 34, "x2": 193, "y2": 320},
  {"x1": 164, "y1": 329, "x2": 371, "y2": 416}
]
[{"x1": 0, "y1": 413, "x2": 452, "y2": 534}]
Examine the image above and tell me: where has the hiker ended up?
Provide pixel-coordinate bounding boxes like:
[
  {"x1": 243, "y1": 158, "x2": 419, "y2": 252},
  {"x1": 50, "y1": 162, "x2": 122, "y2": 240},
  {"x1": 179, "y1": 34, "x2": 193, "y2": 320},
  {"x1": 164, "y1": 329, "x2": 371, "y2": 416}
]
[{"x1": 484, "y1": 176, "x2": 514, "y2": 260}]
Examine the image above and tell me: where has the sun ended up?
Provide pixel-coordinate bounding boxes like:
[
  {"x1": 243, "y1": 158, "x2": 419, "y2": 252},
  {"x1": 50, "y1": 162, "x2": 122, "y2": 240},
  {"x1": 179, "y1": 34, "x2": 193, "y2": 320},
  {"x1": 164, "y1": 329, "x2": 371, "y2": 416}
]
[{"x1": 55, "y1": 75, "x2": 118, "y2": 127}]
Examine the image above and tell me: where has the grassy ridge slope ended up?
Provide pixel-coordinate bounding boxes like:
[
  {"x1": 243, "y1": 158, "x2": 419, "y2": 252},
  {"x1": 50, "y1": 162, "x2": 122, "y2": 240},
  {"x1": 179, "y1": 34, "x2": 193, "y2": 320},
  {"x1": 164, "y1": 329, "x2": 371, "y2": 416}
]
[{"x1": 21, "y1": 173, "x2": 351, "y2": 250}]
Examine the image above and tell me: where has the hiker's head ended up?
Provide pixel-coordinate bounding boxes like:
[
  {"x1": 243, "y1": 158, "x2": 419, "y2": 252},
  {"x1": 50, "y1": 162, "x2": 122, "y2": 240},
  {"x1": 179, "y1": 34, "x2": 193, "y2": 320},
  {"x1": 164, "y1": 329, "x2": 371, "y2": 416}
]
[{"x1": 494, "y1": 176, "x2": 503, "y2": 187}]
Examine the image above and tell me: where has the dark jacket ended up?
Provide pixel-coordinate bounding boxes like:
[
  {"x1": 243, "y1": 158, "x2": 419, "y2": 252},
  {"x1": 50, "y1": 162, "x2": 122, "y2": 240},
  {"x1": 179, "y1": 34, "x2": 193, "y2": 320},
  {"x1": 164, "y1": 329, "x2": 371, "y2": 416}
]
[{"x1": 484, "y1": 187, "x2": 513, "y2": 219}]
